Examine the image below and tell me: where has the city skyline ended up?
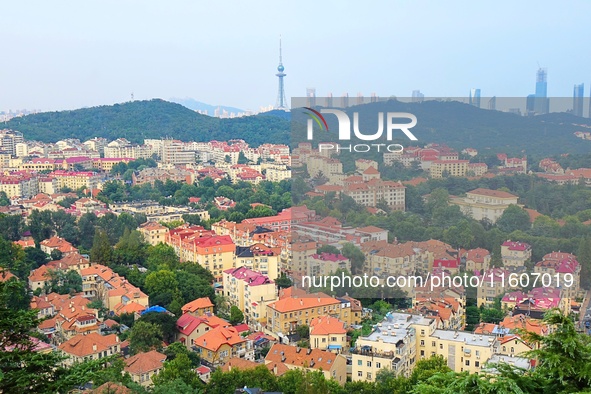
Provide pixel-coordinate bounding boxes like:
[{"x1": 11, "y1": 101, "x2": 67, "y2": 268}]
[{"x1": 1, "y1": 1, "x2": 591, "y2": 113}]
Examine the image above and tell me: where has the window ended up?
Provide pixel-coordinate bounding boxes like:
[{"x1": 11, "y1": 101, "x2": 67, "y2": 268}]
[
  {"x1": 465, "y1": 360, "x2": 470, "y2": 366},
  {"x1": 511, "y1": 347, "x2": 514, "y2": 353},
  {"x1": 357, "y1": 371, "x2": 362, "y2": 377},
  {"x1": 431, "y1": 341, "x2": 436, "y2": 347},
  {"x1": 475, "y1": 361, "x2": 480, "y2": 367},
  {"x1": 367, "y1": 361, "x2": 372, "y2": 367},
  {"x1": 420, "y1": 340, "x2": 425, "y2": 346},
  {"x1": 376, "y1": 362, "x2": 381, "y2": 368},
  {"x1": 440, "y1": 343, "x2": 443, "y2": 349},
  {"x1": 367, "y1": 372, "x2": 372, "y2": 380},
  {"x1": 357, "y1": 360, "x2": 362, "y2": 366}
]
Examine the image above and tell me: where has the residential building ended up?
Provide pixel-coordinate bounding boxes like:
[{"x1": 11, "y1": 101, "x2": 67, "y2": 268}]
[
  {"x1": 464, "y1": 248, "x2": 491, "y2": 271},
  {"x1": 265, "y1": 343, "x2": 347, "y2": 385},
  {"x1": 192, "y1": 326, "x2": 254, "y2": 368},
  {"x1": 308, "y1": 253, "x2": 351, "y2": 277},
  {"x1": 309, "y1": 316, "x2": 348, "y2": 352},
  {"x1": 138, "y1": 221, "x2": 169, "y2": 246},
  {"x1": 176, "y1": 313, "x2": 230, "y2": 351},
  {"x1": 501, "y1": 241, "x2": 532, "y2": 269},
  {"x1": 124, "y1": 350, "x2": 166, "y2": 387},
  {"x1": 429, "y1": 160, "x2": 469, "y2": 178},
  {"x1": 266, "y1": 292, "x2": 348, "y2": 335},
  {"x1": 223, "y1": 266, "x2": 277, "y2": 325},
  {"x1": 58, "y1": 332, "x2": 120, "y2": 367},
  {"x1": 450, "y1": 188, "x2": 519, "y2": 223},
  {"x1": 181, "y1": 297, "x2": 214, "y2": 316},
  {"x1": 352, "y1": 312, "x2": 432, "y2": 381}
]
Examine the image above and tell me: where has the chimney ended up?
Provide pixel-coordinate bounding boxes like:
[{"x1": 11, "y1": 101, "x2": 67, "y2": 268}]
[{"x1": 92, "y1": 344, "x2": 97, "y2": 352}]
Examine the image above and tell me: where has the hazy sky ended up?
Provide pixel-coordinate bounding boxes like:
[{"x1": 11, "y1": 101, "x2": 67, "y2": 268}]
[{"x1": 1, "y1": 1, "x2": 590, "y2": 112}]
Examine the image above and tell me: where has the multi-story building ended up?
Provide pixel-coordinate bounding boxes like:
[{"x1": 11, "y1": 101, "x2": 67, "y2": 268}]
[
  {"x1": 534, "y1": 252, "x2": 580, "y2": 298},
  {"x1": 266, "y1": 292, "x2": 349, "y2": 335},
  {"x1": 222, "y1": 266, "x2": 277, "y2": 326},
  {"x1": 161, "y1": 139, "x2": 196, "y2": 165},
  {"x1": 343, "y1": 179, "x2": 406, "y2": 210},
  {"x1": 166, "y1": 227, "x2": 235, "y2": 281},
  {"x1": 476, "y1": 268, "x2": 513, "y2": 306},
  {"x1": 429, "y1": 160, "x2": 469, "y2": 178},
  {"x1": 501, "y1": 241, "x2": 532, "y2": 269},
  {"x1": 307, "y1": 253, "x2": 350, "y2": 277},
  {"x1": 352, "y1": 312, "x2": 431, "y2": 381},
  {"x1": 265, "y1": 343, "x2": 347, "y2": 385},
  {"x1": 464, "y1": 248, "x2": 491, "y2": 271},
  {"x1": 450, "y1": 188, "x2": 519, "y2": 223},
  {"x1": 138, "y1": 221, "x2": 169, "y2": 246},
  {"x1": 235, "y1": 244, "x2": 280, "y2": 280},
  {"x1": 176, "y1": 313, "x2": 230, "y2": 351},
  {"x1": 50, "y1": 170, "x2": 100, "y2": 192},
  {"x1": 192, "y1": 326, "x2": 254, "y2": 368},
  {"x1": 309, "y1": 316, "x2": 348, "y2": 353}
]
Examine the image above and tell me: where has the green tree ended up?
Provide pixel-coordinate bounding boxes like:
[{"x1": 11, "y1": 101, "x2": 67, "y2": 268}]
[
  {"x1": 152, "y1": 353, "x2": 202, "y2": 389},
  {"x1": 275, "y1": 273, "x2": 293, "y2": 289},
  {"x1": 577, "y1": 237, "x2": 591, "y2": 290},
  {"x1": 90, "y1": 228, "x2": 113, "y2": 265},
  {"x1": 496, "y1": 205, "x2": 531, "y2": 233},
  {"x1": 229, "y1": 305, "x2": 244, "y2": 325},
  {"x1": 296, "y1": 324, "x2": 310, "y2": 339},
  {"x1": 341, "y1": 243, "x2": 365, "y2": 274},
  {"x1": 128, "y1": 320, "x2": 163, "y2": 354},
  {"x1": 317, "y1": 244, "x2": 340, "y2": 255}
]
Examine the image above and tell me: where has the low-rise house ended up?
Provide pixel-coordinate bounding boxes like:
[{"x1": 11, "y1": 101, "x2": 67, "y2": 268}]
[
  {"x1": 58, "y1": 332, "x2": 121, "y2": 367},
  {"x1": 265, "y1": 343, "x2": 347, "y2": 385},
  {"x1": 192, "y1": 326, "x2": 254, "y2": 368},
  {"x1": 176, "y1": 313, "x2": 230, "y2": 351},
  {"x1": 124, "y1": 350, "x2": 166, "y2": 387},
  {"x1": 181, "y1": 297, "x2": 215, "y2": 316}
]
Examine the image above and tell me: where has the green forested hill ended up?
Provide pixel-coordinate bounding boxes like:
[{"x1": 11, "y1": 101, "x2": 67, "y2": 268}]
[
  {"x1": 6, "y1": 98, "x2": 591, "y2": 155},
  {"x1": 5, "y1": 99, "x2": 291, "y2": 146}
]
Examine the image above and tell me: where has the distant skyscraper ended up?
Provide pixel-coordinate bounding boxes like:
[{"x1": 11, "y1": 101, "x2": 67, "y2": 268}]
[
  {"x1": 275, "y1": 38, "x2": 288, "y2": 110},
  {"x1": 573, "y1": 83, "x2": 584, "y2": 117},
  {"x1": 370, "y1": 92, "x2": 378, "y2": 103},
  {"x1": 356, "y1": 93, "x2": 364, "y2": 105},
  {"x1": 342, "y1": 93, "x2": 349, "y2": 108},
  {"x1": 412, "y1": 90, "x2": 424, "y2": 103},
  {"x1": 534, "y1": 68, "x2": 549, "y2": 114},
  {"x1": 469, "y1": 88, "x2": 481, "y2": 108},
  {"x1": 488, "y1": 96, "x2": 497, "y2": 111},
  {"x1": 306, "y1": 88, "x2": 316, "y2": 107}
]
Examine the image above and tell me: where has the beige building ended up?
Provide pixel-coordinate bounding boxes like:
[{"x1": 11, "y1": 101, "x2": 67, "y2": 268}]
[
  {"x1": 265, "y1": 343, "x2": 347, "y2": 385},
  {"x1": 501, "y1": 241, "x2": 532, "y2": 268},
  {"x1": 222, "y1": 266, "x2": 277, "y2": 325},
  {"x1": 429, "y1": 160, "x2": 469, "y2": 178},
  {"x1": 352, "y1": 313, "x2": 432, "y2": 381},
  {"x1": 138, "y1": 221, "x2": 169, "y2": 246},
  {"x1": 344, "y1": 179, "x2": 406, "y2": 210},
  {"x1": 450, "y1": 188, "x2": 519, "y2": 223}
]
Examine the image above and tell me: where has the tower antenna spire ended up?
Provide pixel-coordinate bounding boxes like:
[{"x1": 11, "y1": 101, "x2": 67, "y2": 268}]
[{"x1": 275, "y1": 35, "x2": 288, "y2": 110}]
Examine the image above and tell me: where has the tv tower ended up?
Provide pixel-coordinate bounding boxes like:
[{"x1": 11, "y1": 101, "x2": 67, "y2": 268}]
[{"x1": 275, "y1": 37, "x2": 288, "y2": 110}]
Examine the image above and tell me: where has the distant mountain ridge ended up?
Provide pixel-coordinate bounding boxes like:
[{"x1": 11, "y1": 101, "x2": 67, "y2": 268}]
[{"x1": 169, "y1": 97, "x2": 245, "y2": 115}]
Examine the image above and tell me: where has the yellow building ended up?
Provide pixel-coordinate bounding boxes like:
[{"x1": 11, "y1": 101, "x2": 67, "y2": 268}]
[
  {"x1": 450, "y1": 188, "x2": 519, "y2": 223},
  {"x1": 222, "y1": 266, "x2": 277, "y2": 326},
  {"x1": 138, "y1": 221, "x2": 169, "y2": 246},
  {"x1": 309, "y1": 316, "x2": 348, "y2": 353},
  {"x1": 429, "y1": 160, "x2": 469, "y2": 178},
  {"x1": 266, "y1": 292, "x2": 348, "y2": 335}
]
